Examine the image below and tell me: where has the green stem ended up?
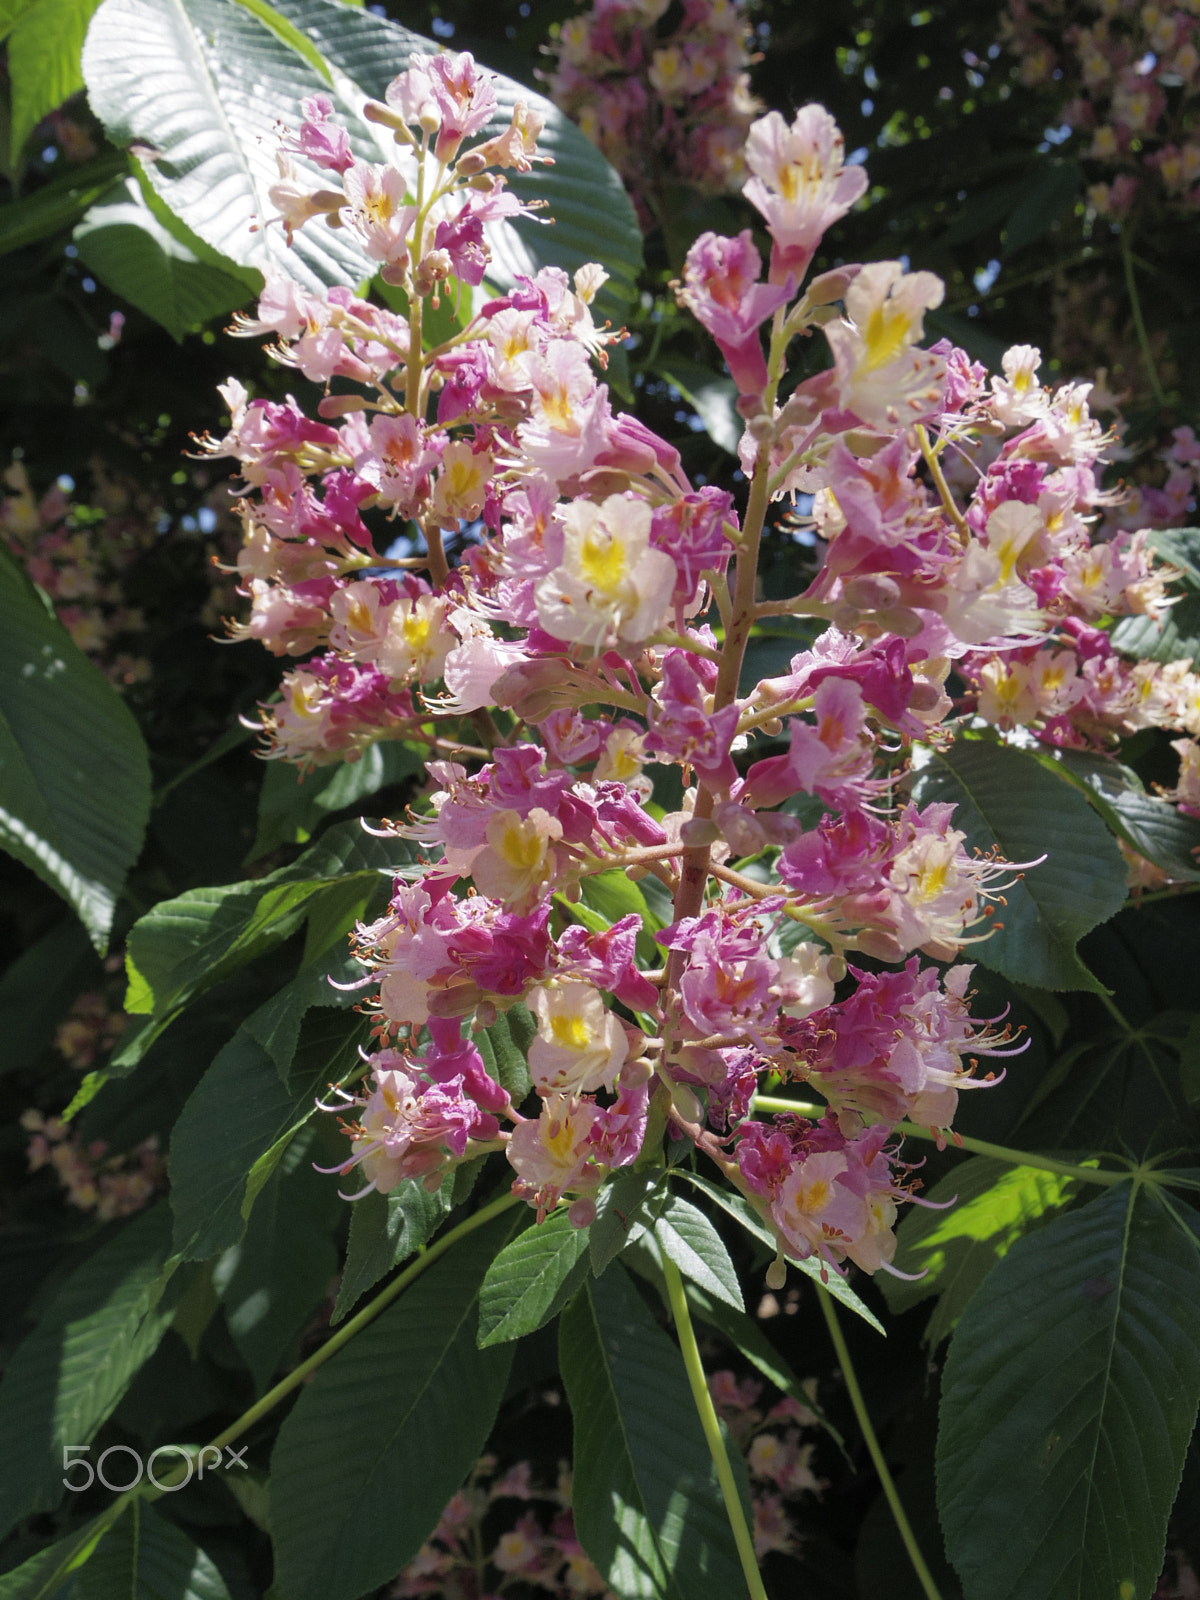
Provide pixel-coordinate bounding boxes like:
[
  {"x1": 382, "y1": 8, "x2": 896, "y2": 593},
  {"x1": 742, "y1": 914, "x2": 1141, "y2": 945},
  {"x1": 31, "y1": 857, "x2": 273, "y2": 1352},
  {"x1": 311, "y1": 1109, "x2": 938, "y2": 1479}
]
[
  {"x1": 1121, "y1": 229, "x2": 1168, "y2": 408},
  {"x1": 130, "y1": 1195, "x2": 519, "y2": 1506},
  {"x1": 751, "y1": 1097, "x2": 1133, "y2": 1187},
  {"x1": 661, "y1": 1253, "x2": 769, "y2": 1600},
  {"x1": 208, "y1": 1192, "x2": 517, "y2": 1452},
  {"x1": 816, "y1": 1289, "x2": 945, "y2": 1600},
  {"x1": 1132, "y1": 884, "x2": 1200, "y2": 906}
]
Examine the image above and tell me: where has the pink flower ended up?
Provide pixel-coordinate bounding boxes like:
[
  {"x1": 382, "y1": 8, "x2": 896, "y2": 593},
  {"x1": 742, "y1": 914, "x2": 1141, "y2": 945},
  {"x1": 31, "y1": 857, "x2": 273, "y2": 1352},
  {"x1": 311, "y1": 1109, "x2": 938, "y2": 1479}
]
[
  {"x1": 742, "y1": 106, "x2": 868, "y2": 284},
  {"x1": 679, "y1": 230, "x2": 792, "y2": 393}
]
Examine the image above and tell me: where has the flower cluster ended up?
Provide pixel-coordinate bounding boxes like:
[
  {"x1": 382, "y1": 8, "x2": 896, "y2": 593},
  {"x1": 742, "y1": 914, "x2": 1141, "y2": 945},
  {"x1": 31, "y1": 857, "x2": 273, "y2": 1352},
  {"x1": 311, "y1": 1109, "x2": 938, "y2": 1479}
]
[
  {"x1": 709, "y1": 1370, "x2": 827, "y2": 1559},
  {"x1": 53, "y1": 987, "x2": 128, "y2": 1070},
  {"x1": 210, "y1": 72, "x2": 1187, "y2": 1281},
  {"x1": 1, "y1": 461, "x2": 157, "y2": 688},
  {"x1": 21, "y1": 1111, "x2": 165, "y2": 1220},
  {"x1": 1003, "y1": 0, "x2": 1200, "y2": 218},
  {"x1": 545, "y1": 0, "x2": 762, "y2": 228},
  {"x1": 391, "y1": 1454, "x2": 613, "y2": 1598}
]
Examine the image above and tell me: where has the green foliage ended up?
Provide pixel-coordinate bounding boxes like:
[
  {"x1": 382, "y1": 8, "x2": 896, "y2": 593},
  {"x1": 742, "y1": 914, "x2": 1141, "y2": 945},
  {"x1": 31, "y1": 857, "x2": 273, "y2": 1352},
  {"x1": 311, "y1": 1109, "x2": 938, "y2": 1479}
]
[
  {"x1": 937, "y1": 1182, "x2": 1200, "y2": 1600},
  {"x1": 0, "y1": 1206, "x2": 180, "y2": 1539},
  {"x1": 0, "y1": 548, "x2": 151, "y2": 951},
  {"x1": 249, "y1": 742, "x2": 424, "y2": 860},
  {"x1": 477, "y1": 1208, "x2": 591, "y2": 1346},
  {"x1": 560, "y1": 1263, "x2": 749, "y2": 1600},
  {"x1": 330, "y1": 1173, "x2": 455, "y2": 1325},
  {"x1": 169, "y1": 1004, "x2": 368, "y2": 1260},
  {"x1": 5, "y1": 0, "x2": 104, "y2": 157},
  {"x1": 879, "y1": 1156, "x2": 1082, "y2": 1346},
  {"x1": 74, "y1": 177, "x2": 257, "y2": 340},
  {"x1": 76, "y1": 1502, "x2": 232, "y2": 1600},
  {"x1": 268, "y1": 1207, "x2": 520, "y2": 1600},
  {"x1": 79, "y1": 0, "x2": 640, "y2": 329},
  {"x1": 910, "y1": 739, "x2": 1129, "y2": 992}
]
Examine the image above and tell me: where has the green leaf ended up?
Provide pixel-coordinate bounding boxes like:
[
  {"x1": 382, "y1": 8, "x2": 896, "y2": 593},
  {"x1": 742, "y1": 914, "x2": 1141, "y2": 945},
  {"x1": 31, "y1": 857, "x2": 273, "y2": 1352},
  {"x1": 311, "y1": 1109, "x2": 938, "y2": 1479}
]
[
  {"x1": 579, "y1": 867, "x2": 665, "y2": 935},
  {"x1": 478, "y1": 1209, "x2": 591, "y2": 1346},
  {"x1": 7, "y1": 0, "x2": 104, "y2": 155},
  {"x1": 1040, "y1": 748, "x2": 1200, "y2": 883},
  {"x1": 77, "y1": 1502, "x2": 232, "y2": 1600},
  {"x1": 877, "y1": 1157, "x2": 1081, "y2": 1347},
  {"x1": 0, "y1": 152, "x2": 125, "y2": 256},
  {"x1": 82, "y1": 0, "x2": 641, "y2": 309},
  {"x1": 169, "y1": 1005, "x2": 367, "y2": 1260},
  {"x1": 330, "y1": 1174, "x2": 454, "y2": 1325},
  {"x1": 476, "y1": 1002, "x2": 535, "y2": 1104},
  {"x1": 674, "y1": 1170, "x2": 886, "y2": 1334},
  {"x1": 0, "y1": 1206, "x2": 179, "y2": 1539},
  {"x1": 74, "y1": 175, "x2": 256, "y2": 339},
  {"x1": 657, "y1": 357, "x2": 742, "y2": 454},
  {"x1": 589, "y1": 1168, "x2": 664, "y2": 1278},
  {"x1": 213, "y1": 1123, "x2": 342, "y2": 1392},
  {"x1": 1001, "y1": 158, "x2": 1081, "y2": 256},
  {"x1": 269, "y1": 1207, "x2": 520, "y2": 1600},
  {"x1": 910, "y1": 739, "x2": 1127, "y2": 991},
  {"x1": 250, "y1": 742, "x2": 424, "y2": 861},
  {"x1": 0, "y1": 548, "x2": 151, "y2": 951},
  {"x1": 0, "y1": 1517, "x2": 111, "y2": 1600},
  {"x1": 560, "y1": 1263, "x2": 747, "y2": 1600},
  {"x1": 937, "y1": 1182, "x2": 1200, "y2": 1600},
  {"x1": 652, "y1": 1193, "x2": 743, "y2": 1312},
  {"x1": 119, "y1": 819, "x2": 405, "y2": 1056}
]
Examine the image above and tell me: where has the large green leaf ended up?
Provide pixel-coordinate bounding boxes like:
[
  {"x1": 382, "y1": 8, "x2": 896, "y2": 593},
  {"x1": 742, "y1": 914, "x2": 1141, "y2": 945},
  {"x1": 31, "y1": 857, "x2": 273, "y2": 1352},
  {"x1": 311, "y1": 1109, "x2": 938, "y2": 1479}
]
[
  {"x1": 249, "y1": 740, "x2": 424, "y2": 861},
  {"x1": 0, "y1": 152, "x2": 125, "y2": 255},
  {"x1": 560, "y1": 1264, "x2": 748, "y2": 1600},
  {"x1": 0, "y1": 548, "x2": 151, "y2": 952},
  {"x1": 1040, "y1": 748, "x2": 1200, "y2": 884},
  {"x1": 937, "y1": 1182, "x2": 1200, "y2": 1600},
  {"x1": 0, "y1": 1517, "x2": 111, "y2": 1600},
  {"x1": 7, "y1": 0, "x2": 103, "y2": 155},
  {"x1": 330, "y1": 1172, "x2": 454, "y2": 1324},
  {"x1": 76, "y1": 1503, "x2": 231, "y2": 1600},
  {"x1": 119, "y1": 820, "x2": 405, "y2": 1060},
  {"x1": 877, "y1": 1157, "x2": 1082, "y2": 1347},
  {"x1": 476, "y1": 1001, "x2": 535, "y2": 1104},
  {"x1": 169, "y1": 1004, "x2": 368, "y2": 1260},
  {"x1": 0, "y1": 1206, "x2": 179, "y2": 1540},
  {"x1": 653, "y1": 1193, "x2": 743, "y2": 1312},
  {"x1": 269, "y1": 1208, "x2": 520, "y2": 1600},
  {"x1": 910, "y1": 739, "x2": 1127, "y2": 991},
  {"x1": 213, "y1": 1123, "x2": 342, "y2": 1392},
  {"x1": 75, "y1": 176, "x2": 256, "y2": 339},
  {"x1": 477, "y1": 1208, "x2": 590, "y2": 1346},
  {"x1": 82, "y1": 0, "x2": 640, "y2": 309}
]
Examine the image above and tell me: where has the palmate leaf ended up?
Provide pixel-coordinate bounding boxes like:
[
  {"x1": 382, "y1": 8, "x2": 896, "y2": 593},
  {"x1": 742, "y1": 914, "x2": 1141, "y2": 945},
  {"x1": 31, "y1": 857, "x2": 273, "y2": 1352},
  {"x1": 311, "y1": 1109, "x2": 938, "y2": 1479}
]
[
  {"x1": 330, "y1": 1172, "x2": 455, "y2": 1324},
  {"x1": 269, "y1": 1207, "x2": 521, "y2": 1600},
  {"x1": 118, "y1": 820, "x2": 406, "y2": 1063},
  {"x1": 81, "y1": 0, "x2": 640, "y2": 309},
  {"x1": 0, "y1": 1206, "x2": 179, "y2": 1541},
  {"x1": 74, "y1": 176, "x2": 256, "y2": 340},
  {"x1": 477, "y1": 1209, "x2": 590, "y2": 1346},
  {"x1": 1043, "y1": 747, "x2": 1200, "y2": 883},
  {"x1": 76, "y1": 1503, "x2": 231, "y2": 1600},
  {"x1": 877, "y1": 1156, "x2": 1082, "y2": 1347},
  {"x1": 0, "y1": 549, "x2": 151, "y2": 952},
  {"x1": 937, "y1": 1182, "x2": 1200, "y2": 1600},
  {"x1": 560, "y1": 1263, "x2": 748, "y2": 1600},
  {"x1": 169, "y1": 1004, "x2": 369, "y2": 1260},
  {"x1": 910, "y1": 739, "x2": 1128, "y2": 992}
]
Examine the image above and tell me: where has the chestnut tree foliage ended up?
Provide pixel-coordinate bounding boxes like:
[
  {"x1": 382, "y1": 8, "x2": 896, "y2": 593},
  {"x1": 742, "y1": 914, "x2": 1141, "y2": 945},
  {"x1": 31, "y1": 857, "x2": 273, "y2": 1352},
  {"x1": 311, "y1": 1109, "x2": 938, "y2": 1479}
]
[{"x1": 0, "y1": 5, "x2": 1199, "y2": 1600}]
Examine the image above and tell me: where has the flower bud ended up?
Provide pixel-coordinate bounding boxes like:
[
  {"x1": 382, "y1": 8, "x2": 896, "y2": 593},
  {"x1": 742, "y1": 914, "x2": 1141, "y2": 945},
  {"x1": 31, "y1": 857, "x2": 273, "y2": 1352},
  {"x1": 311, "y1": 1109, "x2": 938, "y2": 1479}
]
[
  {"x1": 455, "y1": 149, "x2": 488, "y2": 177},
  {"x1": 765, "y1": 1254, "x2": 787, "y2": 1291},
  {"x1": 842, "y1": 574, "x2": 901, "y2": 610}
]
